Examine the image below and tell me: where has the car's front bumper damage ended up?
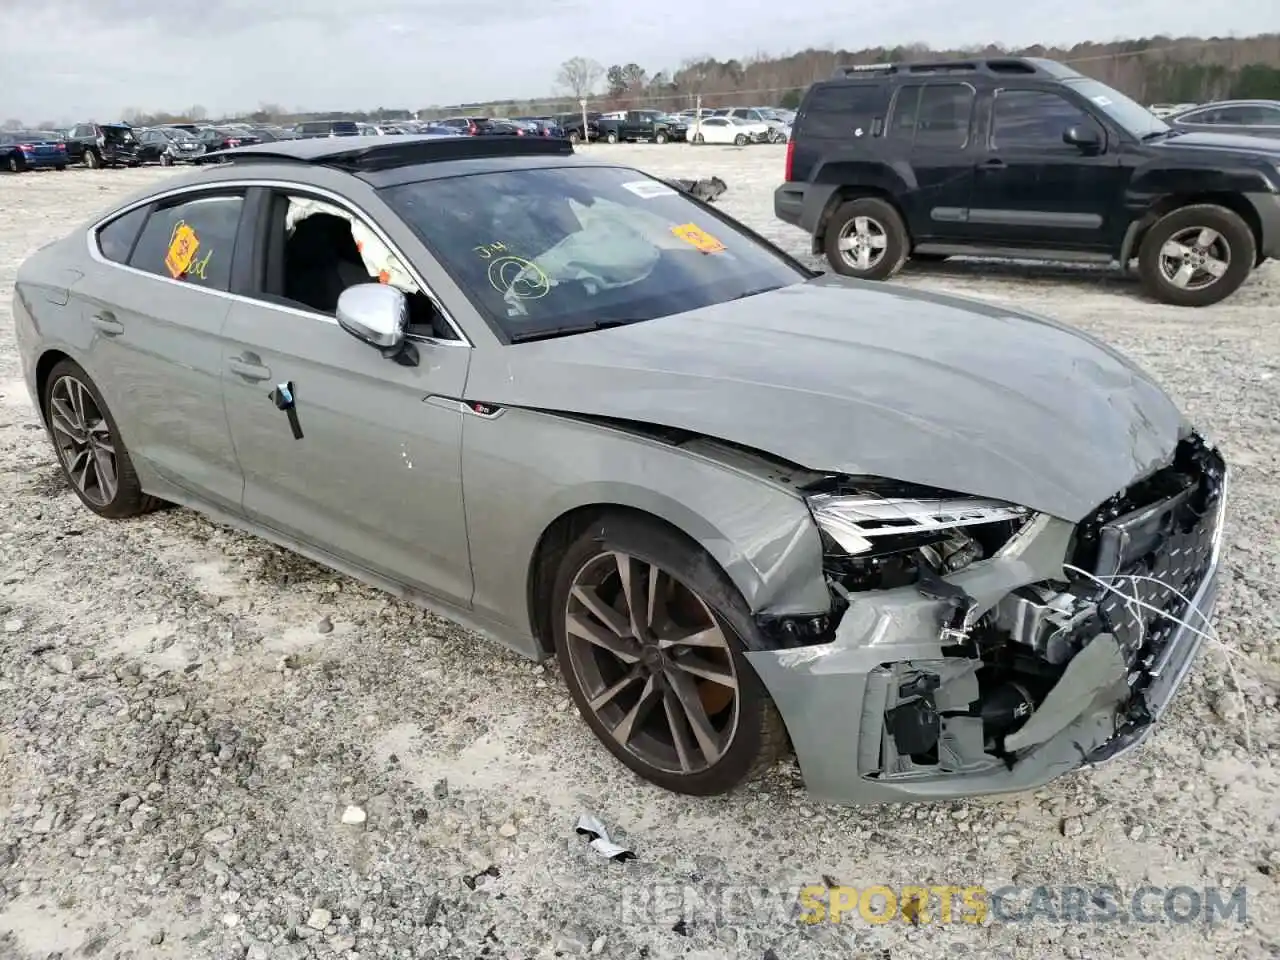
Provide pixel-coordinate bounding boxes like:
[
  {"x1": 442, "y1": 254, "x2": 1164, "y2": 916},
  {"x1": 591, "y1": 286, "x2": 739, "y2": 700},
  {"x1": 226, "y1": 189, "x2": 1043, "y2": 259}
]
[{"x1": 747, "y1": 437, "x2": 1228, "y2": 805}]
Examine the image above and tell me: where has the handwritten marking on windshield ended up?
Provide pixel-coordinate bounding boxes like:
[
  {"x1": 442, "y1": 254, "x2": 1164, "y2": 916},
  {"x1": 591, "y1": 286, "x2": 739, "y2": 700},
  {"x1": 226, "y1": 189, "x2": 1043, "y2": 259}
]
[
  {"x1": 487, "y1": 255, "x2": 550, "y2": 300},
  {"x1": 473, "y1": 241, "x2": 508, "y2": 259},
  {"x1": 671, "y1": 222, "x2": 726, "y2": 254}
]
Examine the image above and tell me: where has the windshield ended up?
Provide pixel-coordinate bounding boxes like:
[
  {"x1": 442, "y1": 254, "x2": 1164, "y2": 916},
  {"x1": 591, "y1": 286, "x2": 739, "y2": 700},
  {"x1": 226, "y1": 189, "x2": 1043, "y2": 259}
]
[
  {"x1": 382, "y1": 165, "x2": 807, "y2": 340},
  {"x1": 1063, "y1": 78, "x2": 1169, "y2": 139}
]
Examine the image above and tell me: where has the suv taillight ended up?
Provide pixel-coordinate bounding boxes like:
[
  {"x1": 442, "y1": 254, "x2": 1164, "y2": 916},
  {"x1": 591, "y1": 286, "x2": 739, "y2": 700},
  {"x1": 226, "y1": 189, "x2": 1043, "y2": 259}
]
[{"x1": 784, "y1": 138, "x2": 795, "y2": 181}]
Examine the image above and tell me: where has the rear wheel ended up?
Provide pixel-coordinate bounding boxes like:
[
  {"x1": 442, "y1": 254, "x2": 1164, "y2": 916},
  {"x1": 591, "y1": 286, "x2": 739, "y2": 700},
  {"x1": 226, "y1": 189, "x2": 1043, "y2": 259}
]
[
  {"x1": 85, "y1": 149, "x2": 102, "y2": 169},
  {"x1": 605, "y1": 131, "x2": 619, "y2": 144},
  {"x1": 42, "y1": 360, "x2": 161, "y2": 519},
  {"x1": 160, "y1": 153, "x2": 174, "y2": 166},
  {"x1": 552, "y1": 513, "x2": 786, "y2": 795},
  {"x1": 1137, "y1": 204, "x2": 1255, "y2": 307},
  {"x1": 6, "y1": 154, "x2": 21, "y2": 173},
  {"x1": 824, "y1": 197, "x2": 909, "y2": 281},
  {"x1": 654, "y1": 131, "x2": 668, "y2": 144},
  {"x1": 734, "y1": 133, "x2": 748, "y2": 146}
]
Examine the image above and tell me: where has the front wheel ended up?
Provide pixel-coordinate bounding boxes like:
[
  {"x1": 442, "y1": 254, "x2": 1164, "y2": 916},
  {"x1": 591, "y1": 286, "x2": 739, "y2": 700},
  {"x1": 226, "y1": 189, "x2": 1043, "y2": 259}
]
[
  {"x1": 823, "y1": 197, "x2": 909, "y2": 281},
  {"x1": 1137, "y1": 204, "x2": 1255, "y2": 307},
  {"x1": 552, "y1": 513, "x2": 787, "y2": 795},
  {"x1": 605, "y1": 131, "x2": 619, "y2": 144},
  {"x1": 42, "y1": 360, "x2": 162, "y2": 519},
  {"x1": 733, "y1": 133, "x2": 748, "y2": 146}
]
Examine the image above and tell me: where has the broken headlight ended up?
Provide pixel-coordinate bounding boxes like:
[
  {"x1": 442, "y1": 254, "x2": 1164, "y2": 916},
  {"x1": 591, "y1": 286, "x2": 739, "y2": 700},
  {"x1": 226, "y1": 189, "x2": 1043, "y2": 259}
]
[{"x1": 806, "y1": 486, "x2": 1032, "y2": 592}]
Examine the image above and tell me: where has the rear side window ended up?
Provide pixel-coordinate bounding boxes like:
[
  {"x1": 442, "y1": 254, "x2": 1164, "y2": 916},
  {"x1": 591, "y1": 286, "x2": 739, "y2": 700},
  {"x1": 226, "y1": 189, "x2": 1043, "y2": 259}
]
[
  {"x1": 992, "y1": 90, "x2": 1094, "y2": 149},
  {"x1": 96, "y1": 206, "x2": 149, "y2": 263},
  {"x1": 800, "y1": 83, "x2": 885, "y2": 138},
  {"x1": 127, "y1": 193, "x2": 245, "y2": 291},
  {"x1": 888, "y1": 84, "x2": 974, "y2": 148}
]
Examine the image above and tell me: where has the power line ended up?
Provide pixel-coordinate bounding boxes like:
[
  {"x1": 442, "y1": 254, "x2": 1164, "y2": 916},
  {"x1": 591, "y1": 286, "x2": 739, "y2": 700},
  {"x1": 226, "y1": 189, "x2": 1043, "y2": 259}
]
[{"x1": 427, "y1": 36, "x2": 1263, "y2": 114}]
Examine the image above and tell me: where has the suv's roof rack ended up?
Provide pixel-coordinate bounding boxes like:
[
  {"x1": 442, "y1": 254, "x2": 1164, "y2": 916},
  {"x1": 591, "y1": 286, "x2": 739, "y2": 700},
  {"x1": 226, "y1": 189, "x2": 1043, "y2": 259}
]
[
  {"x1": 219, "y1": 134, "x2": 575, "y2": 172},
  {"x1": 832, "y1": 57, "x2": 1075, "y2": 80}
]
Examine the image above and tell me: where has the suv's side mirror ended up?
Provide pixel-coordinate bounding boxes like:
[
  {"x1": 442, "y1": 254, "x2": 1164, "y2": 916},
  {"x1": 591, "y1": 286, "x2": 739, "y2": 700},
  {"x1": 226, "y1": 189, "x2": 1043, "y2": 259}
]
[
  {"x1": 1063, "y1": 125, "x2": 1102, "y2": 152},
  {"x1": 337, "y1": 282, "x2": 409, "y2": 353}
]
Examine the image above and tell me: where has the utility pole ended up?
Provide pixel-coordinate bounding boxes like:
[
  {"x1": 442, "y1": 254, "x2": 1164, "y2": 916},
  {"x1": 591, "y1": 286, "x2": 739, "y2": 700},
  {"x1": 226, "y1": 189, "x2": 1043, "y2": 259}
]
[
  {"x1": 695, "y1": 94, "x2": 702, "y2": 142},
  {"x1": 579, "y1": 98, "x2": 588, "y2": 148}
]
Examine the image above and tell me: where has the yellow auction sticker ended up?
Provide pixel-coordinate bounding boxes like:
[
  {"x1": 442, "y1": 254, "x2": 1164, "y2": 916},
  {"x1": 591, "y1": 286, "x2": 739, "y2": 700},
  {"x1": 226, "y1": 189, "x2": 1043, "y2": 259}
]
[
  {"x1": 671, "y1": 222, "x2": 726, "y2": 254},
  {"x1": 165, "y1": 222, "x2": 200, "y2": 279}
]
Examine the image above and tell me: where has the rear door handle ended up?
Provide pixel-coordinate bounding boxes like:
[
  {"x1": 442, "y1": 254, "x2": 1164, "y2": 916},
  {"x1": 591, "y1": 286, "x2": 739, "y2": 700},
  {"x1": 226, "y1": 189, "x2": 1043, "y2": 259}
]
[
  {"x1": 90, "y1": 312, "x2": 124, "y2": 335},
  {"x1": 978, "y1": 158, "x2": 1006, "y2": 171},
  {"x1": 227, "y1": 356, "x2": 272, "y2": 381}
]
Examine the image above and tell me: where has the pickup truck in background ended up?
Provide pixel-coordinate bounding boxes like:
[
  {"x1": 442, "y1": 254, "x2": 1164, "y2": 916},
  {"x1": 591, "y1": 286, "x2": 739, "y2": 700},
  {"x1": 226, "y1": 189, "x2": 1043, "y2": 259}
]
[{"x1": 595, "y1": 110, "x2": 687, "y2": 144}]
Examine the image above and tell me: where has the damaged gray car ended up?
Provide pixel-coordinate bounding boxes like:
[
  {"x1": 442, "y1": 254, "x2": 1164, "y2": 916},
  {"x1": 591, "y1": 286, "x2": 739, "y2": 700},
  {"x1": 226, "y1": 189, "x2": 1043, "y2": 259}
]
[{"x1": 12, "y1": 135, "x2": 1227, "y2": 804}]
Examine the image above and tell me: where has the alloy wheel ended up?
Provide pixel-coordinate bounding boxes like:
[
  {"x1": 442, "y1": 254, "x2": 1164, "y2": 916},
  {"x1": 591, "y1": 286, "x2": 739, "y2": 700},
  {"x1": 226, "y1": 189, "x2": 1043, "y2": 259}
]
[
  {"x1": 48, "y1": 375, "x2": 117, "y2": 506},
  {"x1": 837, "y1": 215, "x2": 889, "y2": 271},
  {"x1": 563, "y1": 551, "x2": 740, "y2": 775},
  {"x1": 1159, "y1": 226, "x2": 1231, "y2": 291}
]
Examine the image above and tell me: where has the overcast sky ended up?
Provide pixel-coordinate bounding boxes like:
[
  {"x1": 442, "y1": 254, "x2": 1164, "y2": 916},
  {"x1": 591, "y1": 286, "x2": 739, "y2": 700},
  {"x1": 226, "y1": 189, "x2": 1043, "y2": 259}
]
[{"x1": 0, "y1": 0, "x2": 1274, "y2": 123}]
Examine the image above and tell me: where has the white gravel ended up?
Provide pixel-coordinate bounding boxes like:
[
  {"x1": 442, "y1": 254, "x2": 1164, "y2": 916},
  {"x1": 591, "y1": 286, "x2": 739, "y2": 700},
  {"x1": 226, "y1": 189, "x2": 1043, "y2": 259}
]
[{"x1": 1, "y1": 146, "x2": 1278, "y2": 959}]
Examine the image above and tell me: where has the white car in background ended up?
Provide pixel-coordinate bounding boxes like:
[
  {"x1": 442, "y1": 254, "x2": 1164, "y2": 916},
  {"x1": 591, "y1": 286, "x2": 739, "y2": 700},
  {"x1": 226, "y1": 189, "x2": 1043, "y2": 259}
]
[{"x1": 691, "y1": 115, "x2": 770, "y2": 145}]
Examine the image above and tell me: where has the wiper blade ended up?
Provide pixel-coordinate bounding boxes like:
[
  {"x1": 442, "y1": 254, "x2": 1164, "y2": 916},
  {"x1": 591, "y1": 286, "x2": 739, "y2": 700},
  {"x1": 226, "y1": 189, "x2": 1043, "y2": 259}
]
[{"x1": 509, "y1": 318, "x2": 645, "y2": 343}]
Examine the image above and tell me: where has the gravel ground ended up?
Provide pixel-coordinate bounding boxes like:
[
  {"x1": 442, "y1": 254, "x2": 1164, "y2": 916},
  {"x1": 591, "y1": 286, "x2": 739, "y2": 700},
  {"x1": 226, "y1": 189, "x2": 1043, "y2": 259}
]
[{"x1": 1, "y1": 146, "x2": 1278, "y2": 960}]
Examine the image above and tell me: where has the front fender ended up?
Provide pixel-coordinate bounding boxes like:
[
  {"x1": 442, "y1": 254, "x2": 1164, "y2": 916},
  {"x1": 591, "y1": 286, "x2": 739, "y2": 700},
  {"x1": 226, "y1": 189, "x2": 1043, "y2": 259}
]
[
  {"x1": 461, "y1": 407, "x2": 831, "y2": 651},
  {"x1": 1126, "y1": 163, "x2": 1278, "y2": 209}
]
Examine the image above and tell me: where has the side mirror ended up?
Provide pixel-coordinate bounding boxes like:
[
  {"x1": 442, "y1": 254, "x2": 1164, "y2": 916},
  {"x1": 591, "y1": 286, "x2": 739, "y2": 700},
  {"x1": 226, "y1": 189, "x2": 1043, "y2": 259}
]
[
  {"x1": 1063, "y1": 125, "x2": 1102, "y2": 152},
  {"x1": 336, "y1": 283, "x2": 407, "y2": 350}
]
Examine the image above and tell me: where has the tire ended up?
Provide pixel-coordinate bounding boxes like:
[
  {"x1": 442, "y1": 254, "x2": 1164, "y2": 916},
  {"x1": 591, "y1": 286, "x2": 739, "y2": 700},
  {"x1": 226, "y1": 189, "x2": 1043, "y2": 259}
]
[
  {"x1": 823, "y1": 197, "x2": 910, "y2": 281},
  {"x1": 654, "y1": 131, "x2": 668, "y2": 144},
  {"x1": 41, "y1": 359, "x2": 162, "y2": 519},
  {"x1": 734, "y1": 134, "x2": 748, "y2": 146},
  {"x1": 55, "y1": 165, "x2": 66, "y2": 172},
  {"x1": 85, "y1": 149, "x2": 101, "y2": 169},
  {"x1": 1137, "y1": 204, "x2": 1255, "y2": 307},
  {"x1": 6, "y1": 154, "x2": 21, "y2": 173},
  {"x1": 605, "y1": 131, "x2": 619, "y2": 144},
  {"x1": 160, "y1": 154, "x2": 174, "y2": 166},
  {"x1": 551, "y1": 512, "x2": 787, "y2": 795},
  {"x1": 692, "y1": 133, "x2": 704, "y2": 144}
]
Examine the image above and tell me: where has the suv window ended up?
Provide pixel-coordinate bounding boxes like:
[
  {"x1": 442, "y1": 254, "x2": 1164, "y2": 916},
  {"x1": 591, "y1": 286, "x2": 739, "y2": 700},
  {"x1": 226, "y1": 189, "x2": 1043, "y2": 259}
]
[
  {"x1": 889, "y1": 84, "x2": 974, "y2": 148},
  {"x1": 992, "y1": 89, "x2": 1093, "y2": 149},
  {"x1": 96, "y1": 206, "x2": 150, "y2": 263},
  {"x1": 127, "y1": 193, "x2": 244, "y2": 290}
]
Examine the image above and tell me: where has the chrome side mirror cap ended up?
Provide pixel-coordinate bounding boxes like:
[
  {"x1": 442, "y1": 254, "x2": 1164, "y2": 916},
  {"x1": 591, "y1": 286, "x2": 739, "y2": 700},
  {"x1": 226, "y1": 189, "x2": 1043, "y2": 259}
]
[{"x1": 336, "y1": 283, "x2": 407, "y2": 350}]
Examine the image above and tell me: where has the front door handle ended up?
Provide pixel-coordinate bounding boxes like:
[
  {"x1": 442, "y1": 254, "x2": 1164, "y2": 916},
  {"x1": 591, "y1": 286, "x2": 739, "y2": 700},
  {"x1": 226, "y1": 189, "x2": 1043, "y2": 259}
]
[
  {"x1": 227, "y1": 356, "x2": 272, "y2": 381},
  {"x1": 90, "y1": 312, "x2": 124, "y2": 336},
  {"x1": 978, "y1": 158, "x2": 1006, "y2": 171}
]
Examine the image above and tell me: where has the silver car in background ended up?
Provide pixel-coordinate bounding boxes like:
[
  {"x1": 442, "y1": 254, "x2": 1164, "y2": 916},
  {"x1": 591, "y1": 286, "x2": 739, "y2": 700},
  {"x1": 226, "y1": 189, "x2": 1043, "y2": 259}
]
[
  {"x1": 11, "y1": 135, "x2": 1227, "y2": 805},
  {"x1": 1166, "y1": 99, "x2": 1280, "y2": 139}
]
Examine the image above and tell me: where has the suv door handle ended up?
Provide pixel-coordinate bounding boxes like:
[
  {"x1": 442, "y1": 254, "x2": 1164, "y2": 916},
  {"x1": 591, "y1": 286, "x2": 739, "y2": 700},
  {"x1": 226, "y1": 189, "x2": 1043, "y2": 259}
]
[
  {"x1": 227, "y1": 356, "x2": 272, "y2": 381},
  {"x1": 978, "y1": 158, "x2": 1006, "y2": 171},
  {"x1": 90, "y1": 312, "x2": 124, "y2": 335}
]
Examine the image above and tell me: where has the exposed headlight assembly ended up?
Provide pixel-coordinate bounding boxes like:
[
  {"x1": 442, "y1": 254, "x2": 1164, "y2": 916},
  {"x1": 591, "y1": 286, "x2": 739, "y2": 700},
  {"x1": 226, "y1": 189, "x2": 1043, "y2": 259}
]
[{"x1": 807, "y1": 492, "x2": 1030, "y2": 556}]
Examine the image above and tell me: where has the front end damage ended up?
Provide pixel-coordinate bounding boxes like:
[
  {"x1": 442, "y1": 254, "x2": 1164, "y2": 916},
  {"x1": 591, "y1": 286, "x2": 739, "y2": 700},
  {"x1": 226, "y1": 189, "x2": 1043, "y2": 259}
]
[{"x1": 746, "y1": 435, "x2": 1227, "y2": 805}]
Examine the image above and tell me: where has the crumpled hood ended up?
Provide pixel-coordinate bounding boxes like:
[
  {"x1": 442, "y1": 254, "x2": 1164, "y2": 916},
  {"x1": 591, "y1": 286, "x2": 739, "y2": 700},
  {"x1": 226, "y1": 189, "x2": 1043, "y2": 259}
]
[{"x1": 467, "y1": 276, "x2": 1187, "y2": 521}]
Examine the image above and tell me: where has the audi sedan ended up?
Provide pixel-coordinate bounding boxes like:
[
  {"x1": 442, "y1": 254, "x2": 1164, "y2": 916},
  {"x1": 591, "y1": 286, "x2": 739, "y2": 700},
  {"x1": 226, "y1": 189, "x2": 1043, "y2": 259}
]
[{"x1": 12, "y1": 135, "x2": 1227, "y2": 805}]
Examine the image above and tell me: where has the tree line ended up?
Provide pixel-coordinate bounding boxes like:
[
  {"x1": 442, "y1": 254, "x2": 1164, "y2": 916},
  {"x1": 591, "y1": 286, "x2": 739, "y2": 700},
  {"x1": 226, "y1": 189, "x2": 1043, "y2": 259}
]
[{"x1": 7, "y1": 33, "x2": 1277, "y2": 130}]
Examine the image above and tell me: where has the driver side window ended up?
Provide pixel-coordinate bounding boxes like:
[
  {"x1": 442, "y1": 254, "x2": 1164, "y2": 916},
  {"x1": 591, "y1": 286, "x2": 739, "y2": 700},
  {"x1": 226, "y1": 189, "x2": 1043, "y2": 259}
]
[
  {"x1": 257, "y1": 191, "x2": 458, "y2": 340},
  {"x1": 991, "y1": 89, "x2": 1097, "y2": 150}
]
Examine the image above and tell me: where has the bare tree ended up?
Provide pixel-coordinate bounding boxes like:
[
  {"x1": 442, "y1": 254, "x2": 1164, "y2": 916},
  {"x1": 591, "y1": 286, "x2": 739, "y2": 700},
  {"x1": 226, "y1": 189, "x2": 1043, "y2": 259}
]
[
  {"x1": 2, "y1": 118, "x2": 22, "y2": 130},
  {"x1": 187, "y1": 104, "x2": 207, "y2": 121},
  {"x1": 556, "y1": 57, "x2": 604, "y2": 99}
]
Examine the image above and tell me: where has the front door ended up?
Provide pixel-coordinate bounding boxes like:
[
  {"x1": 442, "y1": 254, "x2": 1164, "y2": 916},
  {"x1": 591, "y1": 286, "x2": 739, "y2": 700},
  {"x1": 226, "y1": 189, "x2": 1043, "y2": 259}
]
[
  {"x1": 74, "y1": 189, "x2": 248, "y2": 513},
  {"x1": 219, "y1": 188, "x2": 474, "y2": 607},
  {"x1": 965, "y1": 87, "x2": 1121, "y2": 251}
]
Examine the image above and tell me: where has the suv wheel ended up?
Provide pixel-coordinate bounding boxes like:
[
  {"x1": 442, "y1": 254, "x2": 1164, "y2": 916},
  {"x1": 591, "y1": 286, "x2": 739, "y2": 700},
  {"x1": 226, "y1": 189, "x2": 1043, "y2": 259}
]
[
  {"x1": 1137, "y1": 204, "x2": 1255, "y2": 307},
  {"x1": 654, "y1": 131, "x2": 668, "y2": 144},
  {"x1": 824, "y1": 198, "x2": 909, "y2": 281},
  {"x1": 160, "y1": 153, "x2": 174, "y2": 166},
  {"x1": 605, "y1": 131, "x2": 619, "y2": 144},
  {"x1": 85, "y1": 149, "x2": 102, "y2": 169}
]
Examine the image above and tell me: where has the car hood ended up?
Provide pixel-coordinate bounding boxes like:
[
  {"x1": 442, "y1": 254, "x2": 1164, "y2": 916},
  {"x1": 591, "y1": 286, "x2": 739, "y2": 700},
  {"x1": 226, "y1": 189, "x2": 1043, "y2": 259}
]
[
  {"x1": 467, "y1": 276, "x2": 1187, "y2": 521},
  {"x1": 1155, "y1": 130, "x2": 1280, "y2": 158}
]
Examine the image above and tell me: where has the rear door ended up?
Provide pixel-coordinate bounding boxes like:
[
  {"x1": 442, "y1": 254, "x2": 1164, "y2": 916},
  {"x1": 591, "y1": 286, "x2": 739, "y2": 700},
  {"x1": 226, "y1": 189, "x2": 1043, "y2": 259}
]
[
  {"x1": 218, "y1": 187, "x2": 474, "y2": 606},
  {"x1": 884, "y1": 81, "x2": 979, "y2": 241},
  {"x1": 73, "y1": 188, "x2": 248, "y2": 512},
  {"x1": 965, "y1": 86, "x2": 1121, "y2": 251}
]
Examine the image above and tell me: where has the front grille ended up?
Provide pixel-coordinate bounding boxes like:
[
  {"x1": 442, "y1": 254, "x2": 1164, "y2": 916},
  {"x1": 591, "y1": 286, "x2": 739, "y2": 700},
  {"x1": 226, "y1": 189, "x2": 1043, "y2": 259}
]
[{"x1": 1070, "y1": 437, "x2": 1225, "y2": 673}]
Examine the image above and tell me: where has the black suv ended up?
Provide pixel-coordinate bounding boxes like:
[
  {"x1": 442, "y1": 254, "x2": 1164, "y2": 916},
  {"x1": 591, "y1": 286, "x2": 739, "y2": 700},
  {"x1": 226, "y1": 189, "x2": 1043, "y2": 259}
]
[
  {"x1": 776, "y1": 57, "x2": 1280, "y2": 307},
  {"x1": 65, "y1": 122, "x2": 140, "y2": 169}
]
